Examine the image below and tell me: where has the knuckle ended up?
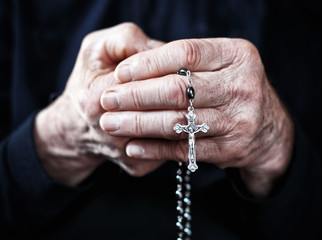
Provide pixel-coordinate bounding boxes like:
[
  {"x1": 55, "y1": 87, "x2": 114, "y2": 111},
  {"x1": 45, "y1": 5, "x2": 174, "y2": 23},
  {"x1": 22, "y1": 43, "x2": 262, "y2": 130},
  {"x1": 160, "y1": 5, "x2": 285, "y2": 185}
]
[
  {"x1": 130, "y1": 168, "x2": 147, "y2": 177},
  {"x1": 176, "y1": 39, "x2": 202, "y2": 69},
  {"x1": 142, "y1": 55, "x2": 162, "y2": 78},
  {"x1": 234, "y1": 142, "x2": 250, "y2": 161},
  {"x1": 80, "y1": 31, "x2": 105, "y2": 67},
  {"x1": 167, "y1": 76, "x2": 187, "y2": 108},
  {"x1": 216, "y1": 162, "x2": 230, "y2": 170},
  {"x1": 129, "y1": 86, "x2": 144, "y2": 109},
  {"x1": 238, "y1": 106, "x2": 263, "y2": 138},
  {"x1": 134, "y1": 114, "x2": 145, "y2": 135},
  {"x1": 118, "y1": 22, "x2": 142, "y2": 38},
  {"x1": 81, "y1": 31, "x2": 99, "y2": 50},
  {"x1": 251, "y1": 84, "x2": 264, "y2": 103},
  {"x1": 235, "y1": 39, "x2": 263, "y2": 69},
  {"x1": 120, "y1": 159, "x2": 145, "y2": 177},
  {"x1": 173, "y1": 141, "x2": 187, "y2": 162},
  {"x1": 170, "y1": 111, "x2": 188, "y2": 139},
  {"x1": 125, "y1": 161, "x2": 155, "y2": 178},
  {"x1": 206, "y1": 142, "x2": 231, "y2": 169},
  {"x1": 236, "y1": 39, "x2": 258, "y2": 57},
  {"x1": 119, "y1": 22, "x2": 140, "y2": 30},
  {"x1": 238, "y1": 83, "x2": 263, "y2": 104},
  {"x1": 77, "y1": 90, "x2": 100, "y2": 123},
  {"x1": 227, "y1": 131, "x2": 252, "y2": 162},
  {"x1": 235, "y1": 74, "x2": 265, "y2": 105},
  {"x1": 159, "y1": 116, "x2": 170, "y2": 139},
  {"x1": 81, "y1": 33, "x2": 93, "y2": 48},
  {"x1": 231, "y1": 144, "x2": 250, "y2": 162}
]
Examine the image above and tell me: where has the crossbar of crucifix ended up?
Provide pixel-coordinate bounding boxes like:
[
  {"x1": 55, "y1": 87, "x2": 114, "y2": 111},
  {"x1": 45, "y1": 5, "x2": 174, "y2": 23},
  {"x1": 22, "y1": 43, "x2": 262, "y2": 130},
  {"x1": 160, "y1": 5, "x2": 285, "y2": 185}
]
[{"x1": 174, "y1": 111, "x2": 209, "y2": 172}]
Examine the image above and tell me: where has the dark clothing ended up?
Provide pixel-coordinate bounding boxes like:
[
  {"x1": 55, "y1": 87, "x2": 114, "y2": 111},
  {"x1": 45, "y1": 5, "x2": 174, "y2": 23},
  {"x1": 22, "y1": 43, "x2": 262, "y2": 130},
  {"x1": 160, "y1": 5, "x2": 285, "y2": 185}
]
[{"x1": 1, "y1": 0, "x2": 322, "y2": 239}]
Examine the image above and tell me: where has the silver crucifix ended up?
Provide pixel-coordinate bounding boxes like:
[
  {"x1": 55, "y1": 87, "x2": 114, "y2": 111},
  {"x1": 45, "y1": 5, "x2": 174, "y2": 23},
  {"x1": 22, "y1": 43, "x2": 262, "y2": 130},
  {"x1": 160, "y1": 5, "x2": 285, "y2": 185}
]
[{"x1": 174, "y1": 108, "x2": 210, "y2": 172}]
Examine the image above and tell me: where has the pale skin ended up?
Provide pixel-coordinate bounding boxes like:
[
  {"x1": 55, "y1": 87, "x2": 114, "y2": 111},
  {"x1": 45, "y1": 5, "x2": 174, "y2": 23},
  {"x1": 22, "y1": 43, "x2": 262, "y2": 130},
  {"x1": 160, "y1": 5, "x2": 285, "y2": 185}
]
[
  {"x1": 34, "y1": 23, "x2": 165, "y2": 186},
  {"x1": 34, "y1": 23, "x2": 294, "y2": 198}
]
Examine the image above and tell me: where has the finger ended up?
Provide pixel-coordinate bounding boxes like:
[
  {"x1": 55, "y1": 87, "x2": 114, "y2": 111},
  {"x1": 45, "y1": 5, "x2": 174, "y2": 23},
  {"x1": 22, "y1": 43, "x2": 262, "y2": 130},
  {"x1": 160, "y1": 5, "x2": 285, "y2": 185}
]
[
  {"x1": 114, "y1": 38, "x2": 238, "y2": 83},
  {"x1": 115, "y1": 157, "x2": 165, "y2": 177},
  {"x1": 101, "y1": 72, "x2": 229, "y2": 111},
  {"x1": 125, "y1": 138, "x2": 235, "y2": 168},
  {"x1": 99, "y1": 108, "x2": 229, "y2": 139},
  {"x1": 80, "y1": 22, "x2": 165, "y2": 68},
  {"x1": 71, "y1": 23, "x2": 165, "y2": 121}
]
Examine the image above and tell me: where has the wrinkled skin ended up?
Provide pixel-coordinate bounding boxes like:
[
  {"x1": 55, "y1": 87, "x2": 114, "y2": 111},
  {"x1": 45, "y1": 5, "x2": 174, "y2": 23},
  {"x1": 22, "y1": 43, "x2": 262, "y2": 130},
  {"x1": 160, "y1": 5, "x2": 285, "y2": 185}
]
[
  {"x1": 34, "y1": 23, "x2": 165, "y2": 186},
  {"x1": 35, "y1": 23, "x2": 293, "y2": 197}
]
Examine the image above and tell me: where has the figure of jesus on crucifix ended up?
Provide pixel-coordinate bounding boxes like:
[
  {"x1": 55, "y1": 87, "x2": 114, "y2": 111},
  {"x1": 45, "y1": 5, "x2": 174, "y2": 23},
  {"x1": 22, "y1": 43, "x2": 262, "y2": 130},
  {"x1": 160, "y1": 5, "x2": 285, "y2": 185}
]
[{"x1": 174, "y1": 110, "x2": 210, "y2": 172}]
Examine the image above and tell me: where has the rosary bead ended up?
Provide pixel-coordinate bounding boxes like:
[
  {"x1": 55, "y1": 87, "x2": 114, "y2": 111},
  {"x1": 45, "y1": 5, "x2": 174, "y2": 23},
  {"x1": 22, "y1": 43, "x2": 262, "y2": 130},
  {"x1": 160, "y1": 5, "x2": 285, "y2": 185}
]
[
  {"x1": 176, "y1": 175, "x2": 183, "y2": 183},
  {"x1": 176, "y1": 222, "x2": 183, "y2": 231},
  {"x1": 184, "y1": 175, "x2": 190, "y2": 182},
  {"x1": 185, "y1": 206, "x2": 191, "y2": 214},
  {"x1": 187, "y1": 87, "x2": 195, "y2": 100},
  {"x1": 177, "y1": 206, "x2": 184, "y2": 214},
  {"x1": 184, "y1": 213, "x2": 192, "y2": 221},
  {"x1": 176, "y1": 190, "x2": 183, "y2": 199},
  {"x1": 185, "y1": 222, "x2": 191, "y2": 229},
  {"x1": 178, "y1": 68, "x2": 188, "y2": 75},
  {"x1": 184, "y1": 198, "x2": 191, "y2": 206},
  {"x1": 175, "y1": 132, "x2": 194, "y2": 240},
  {"x1": 184, "y1": 228, "x2": 192, "y2": 236}
]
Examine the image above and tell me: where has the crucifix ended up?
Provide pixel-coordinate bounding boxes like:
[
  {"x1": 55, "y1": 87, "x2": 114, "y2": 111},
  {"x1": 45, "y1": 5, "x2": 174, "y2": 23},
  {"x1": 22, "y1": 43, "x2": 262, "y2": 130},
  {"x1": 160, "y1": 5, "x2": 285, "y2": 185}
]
[
  {"x1": 174, "y1": 109, "x2": 209, "y2": 172},
  {"x1": 173, "y1": 68, "x2": 210, "y2": 172}
]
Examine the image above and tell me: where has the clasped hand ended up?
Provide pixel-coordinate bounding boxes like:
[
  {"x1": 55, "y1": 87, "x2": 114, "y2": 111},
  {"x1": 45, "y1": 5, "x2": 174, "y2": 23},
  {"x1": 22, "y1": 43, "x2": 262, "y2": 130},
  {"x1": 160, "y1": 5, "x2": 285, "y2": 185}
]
[{"x1": 34, "y1": 23, "x2": 293, "y2": 197}]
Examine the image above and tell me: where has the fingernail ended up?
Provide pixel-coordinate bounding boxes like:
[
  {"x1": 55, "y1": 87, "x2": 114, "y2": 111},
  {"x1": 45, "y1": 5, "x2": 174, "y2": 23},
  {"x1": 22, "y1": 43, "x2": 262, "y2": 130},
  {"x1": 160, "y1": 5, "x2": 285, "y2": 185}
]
[
  {"x1": 115, "y1": 64, "x2": 132, "y2": 83},
  {"x1": 126, "y1": 144, "x2": 145, "y2": 158},
  {"x1": 100, "y1": 114, "x2": 120, "y2": 132},
  {"x1": 100, "y1": 92, "x2": 119, "y2": 110}
]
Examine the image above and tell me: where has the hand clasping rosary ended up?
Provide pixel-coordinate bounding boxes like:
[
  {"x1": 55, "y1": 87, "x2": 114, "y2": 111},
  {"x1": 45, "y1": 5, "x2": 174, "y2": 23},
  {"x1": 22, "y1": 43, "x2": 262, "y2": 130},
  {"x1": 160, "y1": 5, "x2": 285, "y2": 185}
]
[{"x1": 174, "y1": 68, "x2": 209, "y2": 240}]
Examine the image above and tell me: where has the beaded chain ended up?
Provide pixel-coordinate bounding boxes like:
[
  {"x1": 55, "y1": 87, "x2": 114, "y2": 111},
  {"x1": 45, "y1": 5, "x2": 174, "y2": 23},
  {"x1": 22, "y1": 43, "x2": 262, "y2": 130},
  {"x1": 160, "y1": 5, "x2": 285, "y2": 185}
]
[
  {"x1": 174, "y1": 68, "x2": 209, "y2": 239},
  {"x1": 176, "y1": 161, "x2": 192, "y2": 240}
]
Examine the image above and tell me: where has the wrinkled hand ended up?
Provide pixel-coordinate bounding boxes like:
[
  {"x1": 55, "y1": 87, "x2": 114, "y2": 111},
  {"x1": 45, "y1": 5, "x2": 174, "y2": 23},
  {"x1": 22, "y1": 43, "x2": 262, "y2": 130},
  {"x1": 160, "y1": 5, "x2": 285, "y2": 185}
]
[
  {"x1": 34, "y1": 23, "x2": 164, "y2": 186},
  {"x1": 100, "y1": 38, "x2": 294, "y2": 197}
]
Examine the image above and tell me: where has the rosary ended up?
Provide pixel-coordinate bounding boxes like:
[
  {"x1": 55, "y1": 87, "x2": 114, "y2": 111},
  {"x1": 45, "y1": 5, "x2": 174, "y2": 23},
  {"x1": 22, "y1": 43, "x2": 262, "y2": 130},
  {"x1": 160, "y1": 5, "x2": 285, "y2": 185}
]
[{"x1": 174, "y1": 68, "x2": 209, "y2": 240}]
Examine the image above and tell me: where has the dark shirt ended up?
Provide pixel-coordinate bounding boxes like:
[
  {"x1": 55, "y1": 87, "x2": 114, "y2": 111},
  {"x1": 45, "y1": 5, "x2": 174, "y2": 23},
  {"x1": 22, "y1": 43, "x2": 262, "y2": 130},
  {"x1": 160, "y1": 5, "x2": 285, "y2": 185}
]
[{"x1": 1, "y1": 0, "x2": 322, "y2": 239}]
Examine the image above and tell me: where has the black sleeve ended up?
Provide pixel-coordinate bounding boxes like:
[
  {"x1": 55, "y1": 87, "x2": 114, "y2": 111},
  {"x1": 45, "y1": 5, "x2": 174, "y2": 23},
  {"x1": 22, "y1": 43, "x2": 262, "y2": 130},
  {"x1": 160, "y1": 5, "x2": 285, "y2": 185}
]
[
  {"x1": 0, "y1": 0, "x2": 88, "y2": 234},
  {"x1": 0, "y1": 112, "x2": 93, "y2": 235},
  {"x1": 227, "y1": 124, "x2": 322, "y2": 239},
  {"x1": 0, "y1": 0, "x2": 12, "y2": 139}
]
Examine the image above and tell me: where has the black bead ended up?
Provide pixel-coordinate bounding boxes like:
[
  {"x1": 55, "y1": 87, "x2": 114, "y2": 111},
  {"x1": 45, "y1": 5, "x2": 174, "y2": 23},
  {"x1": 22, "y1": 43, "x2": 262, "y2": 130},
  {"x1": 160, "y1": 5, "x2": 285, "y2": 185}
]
[
  {"x1": 178, "y1": 68, "x2": 188, "y2": 75},
  {"x1": 187, "y1": 87, "x2": 195, "y2": 100}
]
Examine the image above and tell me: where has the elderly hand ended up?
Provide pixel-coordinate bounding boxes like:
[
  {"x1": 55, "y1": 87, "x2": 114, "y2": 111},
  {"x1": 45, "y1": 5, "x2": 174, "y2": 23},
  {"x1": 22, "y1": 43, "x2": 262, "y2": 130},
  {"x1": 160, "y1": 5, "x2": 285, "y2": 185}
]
[
  {"x1": 34, "y1": 23, "x2": 164, "y2": 186},
  {"x1": 100, "y1": 38, "x2": 294, "y2": 197}
]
